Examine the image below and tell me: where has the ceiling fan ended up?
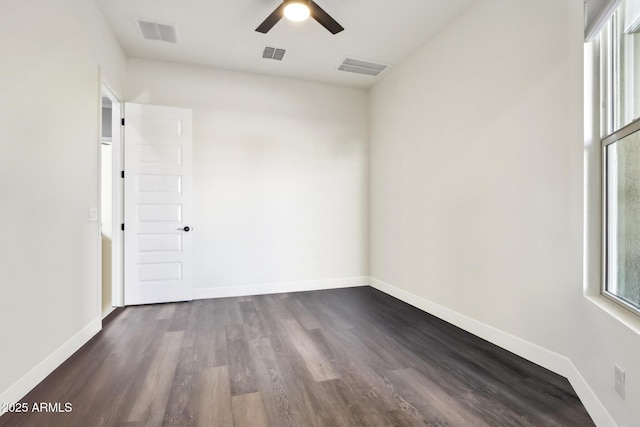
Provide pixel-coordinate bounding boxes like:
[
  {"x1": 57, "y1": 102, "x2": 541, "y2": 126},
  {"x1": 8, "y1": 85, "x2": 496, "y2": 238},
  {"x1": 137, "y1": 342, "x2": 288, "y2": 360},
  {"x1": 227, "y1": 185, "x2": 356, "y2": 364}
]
[{"x1": 255, "y1": 0, "x2": 344, "y2": 35}]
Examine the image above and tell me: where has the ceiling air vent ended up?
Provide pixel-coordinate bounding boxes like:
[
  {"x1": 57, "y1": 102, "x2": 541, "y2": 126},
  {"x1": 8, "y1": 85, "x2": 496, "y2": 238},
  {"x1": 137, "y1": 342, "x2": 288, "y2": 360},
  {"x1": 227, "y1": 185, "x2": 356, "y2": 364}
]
[
  {"x1": 263, "y1": 47, "x2": 286, "y2": 61},
  {"x1": 135, "y1": 19, "x2": 178, "y2": 44},
  {"x1": 338, "y1": 58, "x2": 388, "y2": 76}
]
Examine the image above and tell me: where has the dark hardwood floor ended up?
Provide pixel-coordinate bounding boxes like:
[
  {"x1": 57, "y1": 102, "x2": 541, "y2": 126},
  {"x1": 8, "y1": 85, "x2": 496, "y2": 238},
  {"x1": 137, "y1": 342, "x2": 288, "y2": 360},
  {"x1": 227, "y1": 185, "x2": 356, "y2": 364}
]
[{"x1": 0, "y1": 286, "x2": 594, "y2": 426}]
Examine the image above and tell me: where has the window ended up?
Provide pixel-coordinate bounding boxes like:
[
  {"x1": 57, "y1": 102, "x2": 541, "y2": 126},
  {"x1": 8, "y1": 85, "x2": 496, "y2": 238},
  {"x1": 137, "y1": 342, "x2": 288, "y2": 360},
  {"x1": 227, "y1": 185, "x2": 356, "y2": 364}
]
[
  {"x1": 601, "y1": 2, "x2": 640, "y2": 134},
  {"x1": 601, "y1": 0, "x2": 640, "y2": 315},
  {"x1": 603, "y1": 123, "x2": 640, "y2": 314}
]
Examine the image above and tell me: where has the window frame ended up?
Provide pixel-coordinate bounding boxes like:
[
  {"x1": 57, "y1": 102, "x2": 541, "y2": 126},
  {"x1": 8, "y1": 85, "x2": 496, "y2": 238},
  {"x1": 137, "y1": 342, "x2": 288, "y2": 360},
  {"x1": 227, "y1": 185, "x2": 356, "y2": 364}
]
[{"x1": 600, "y1": 4, "x2": 640, "y2": 317}]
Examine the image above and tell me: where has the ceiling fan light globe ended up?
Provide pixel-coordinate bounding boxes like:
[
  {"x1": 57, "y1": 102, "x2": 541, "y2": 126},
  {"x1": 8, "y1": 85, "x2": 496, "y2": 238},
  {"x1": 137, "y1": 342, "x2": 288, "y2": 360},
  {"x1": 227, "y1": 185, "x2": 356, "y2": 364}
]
[{"x1": 284, "y1": 3, "x2": 310, "y2": 22}]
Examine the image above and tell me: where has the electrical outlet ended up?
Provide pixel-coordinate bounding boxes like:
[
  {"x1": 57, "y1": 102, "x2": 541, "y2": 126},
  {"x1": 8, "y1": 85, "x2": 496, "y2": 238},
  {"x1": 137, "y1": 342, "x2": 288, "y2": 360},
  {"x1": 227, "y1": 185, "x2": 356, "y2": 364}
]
[
  {"x1": 88, "y1": 207, "x2": 98, "y2": 222},
  {"x1": 614, "y1": 365, "x2": 625, "y2": 399}
]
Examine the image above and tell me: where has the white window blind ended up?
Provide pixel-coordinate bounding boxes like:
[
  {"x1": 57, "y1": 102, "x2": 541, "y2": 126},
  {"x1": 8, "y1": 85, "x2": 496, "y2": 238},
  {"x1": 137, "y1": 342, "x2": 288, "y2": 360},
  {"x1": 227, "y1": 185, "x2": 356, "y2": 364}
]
[{"x1": 585, "y1": 0, "x2": 623, "y2": 40}]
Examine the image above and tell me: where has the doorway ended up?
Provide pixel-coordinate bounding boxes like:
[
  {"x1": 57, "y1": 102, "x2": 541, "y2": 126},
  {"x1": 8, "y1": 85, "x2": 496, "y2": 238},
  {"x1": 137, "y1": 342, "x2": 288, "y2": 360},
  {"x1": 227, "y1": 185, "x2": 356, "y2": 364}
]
[{"x1": 101, "y1": 84, "x2": 123, "y2": 316}]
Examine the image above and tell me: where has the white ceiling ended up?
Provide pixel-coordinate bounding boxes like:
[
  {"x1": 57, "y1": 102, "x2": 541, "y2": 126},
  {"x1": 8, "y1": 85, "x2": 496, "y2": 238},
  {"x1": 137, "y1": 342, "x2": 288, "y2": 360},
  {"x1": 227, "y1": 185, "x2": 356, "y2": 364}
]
[{"x1": 95, "y1": 0, "x2": 476, "y2": 88}]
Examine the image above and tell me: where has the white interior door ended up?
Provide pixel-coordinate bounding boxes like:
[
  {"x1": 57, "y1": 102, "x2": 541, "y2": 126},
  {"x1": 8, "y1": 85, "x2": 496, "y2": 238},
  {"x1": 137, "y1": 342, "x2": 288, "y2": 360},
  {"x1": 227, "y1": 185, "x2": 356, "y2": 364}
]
[{"x1": 124, "y1": 103, "x2": 193, "y2": 305}]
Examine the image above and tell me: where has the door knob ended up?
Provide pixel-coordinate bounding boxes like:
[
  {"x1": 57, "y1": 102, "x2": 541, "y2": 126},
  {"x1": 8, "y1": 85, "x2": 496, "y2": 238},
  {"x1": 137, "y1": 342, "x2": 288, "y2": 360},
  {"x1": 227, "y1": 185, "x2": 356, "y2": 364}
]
[{"x1": 178, "y1": 226, "x2": 191, "y2": 232}]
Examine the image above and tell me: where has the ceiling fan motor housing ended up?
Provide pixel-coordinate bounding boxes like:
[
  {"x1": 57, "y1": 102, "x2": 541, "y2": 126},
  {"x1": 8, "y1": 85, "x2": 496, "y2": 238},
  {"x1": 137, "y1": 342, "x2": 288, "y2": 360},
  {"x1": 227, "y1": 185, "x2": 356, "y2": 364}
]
[{"x1": 285, "y1": 0, "x2": 311, "y2": 6}]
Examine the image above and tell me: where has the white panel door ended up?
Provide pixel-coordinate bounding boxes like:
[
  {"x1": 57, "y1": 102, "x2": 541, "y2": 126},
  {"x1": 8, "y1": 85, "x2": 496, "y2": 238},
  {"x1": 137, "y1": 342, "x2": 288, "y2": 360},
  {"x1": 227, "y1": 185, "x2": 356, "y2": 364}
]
[{"x1": 124, "y1": 103, "x2": 193, "y2": 305}]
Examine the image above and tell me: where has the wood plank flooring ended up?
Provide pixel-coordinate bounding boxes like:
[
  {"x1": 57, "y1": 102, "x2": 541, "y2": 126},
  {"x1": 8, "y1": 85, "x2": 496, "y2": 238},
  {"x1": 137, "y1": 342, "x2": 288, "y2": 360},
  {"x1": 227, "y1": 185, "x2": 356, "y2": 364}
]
[{"x1": 0, "y1": 286, "x2": 594, "y2": 427}]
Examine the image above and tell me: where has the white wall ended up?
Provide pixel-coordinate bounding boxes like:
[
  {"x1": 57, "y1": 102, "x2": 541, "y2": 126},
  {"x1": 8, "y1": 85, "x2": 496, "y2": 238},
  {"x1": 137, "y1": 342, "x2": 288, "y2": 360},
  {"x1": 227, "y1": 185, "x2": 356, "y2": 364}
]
[
  {"x1": 369, "y1": 0, "x2": 639, "y2": 426},
  {"x1": 126, "y1": 59, "x2": 368, "y2": 296},
  {"x1": 0, "y1": 0, "x2": 125, "y2": 405}
]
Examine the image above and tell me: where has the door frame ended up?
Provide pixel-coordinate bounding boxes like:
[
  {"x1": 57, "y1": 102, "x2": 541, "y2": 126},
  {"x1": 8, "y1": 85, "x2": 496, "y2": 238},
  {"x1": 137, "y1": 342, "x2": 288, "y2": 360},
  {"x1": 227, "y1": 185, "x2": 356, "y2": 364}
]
[{"x1": 100, "y1": 81, "x2": 124, "y2": 309}]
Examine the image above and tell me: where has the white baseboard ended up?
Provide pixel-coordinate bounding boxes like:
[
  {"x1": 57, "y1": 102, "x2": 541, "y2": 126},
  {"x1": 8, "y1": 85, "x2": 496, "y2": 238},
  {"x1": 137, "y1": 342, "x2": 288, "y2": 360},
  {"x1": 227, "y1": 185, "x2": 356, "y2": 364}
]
[
  {"x1": 563, "y1": 359, "x2": 617, "y2": 427},
  {"x1": 369, "y1": 277, "x2": 616, "y2": 427},
  {"x1": 0, "y1": 317, "x2": 101, "y2": 414},
  {"x1": 101, "y1": 306, "x2": 116, "y2": 320},
  {"x1": 193, "y1": 276, "x2": 369, "y2": 300}
]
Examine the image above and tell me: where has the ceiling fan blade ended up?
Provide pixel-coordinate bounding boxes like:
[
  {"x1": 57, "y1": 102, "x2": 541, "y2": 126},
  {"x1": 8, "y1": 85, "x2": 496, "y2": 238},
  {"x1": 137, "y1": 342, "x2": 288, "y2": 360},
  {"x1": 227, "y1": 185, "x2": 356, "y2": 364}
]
[
  {"x1": 255, "y1": 3, "x2": 286, "y2": 33},
  {"x1": 309, "y1": 0, "x2": 344, "y2": 34}
]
